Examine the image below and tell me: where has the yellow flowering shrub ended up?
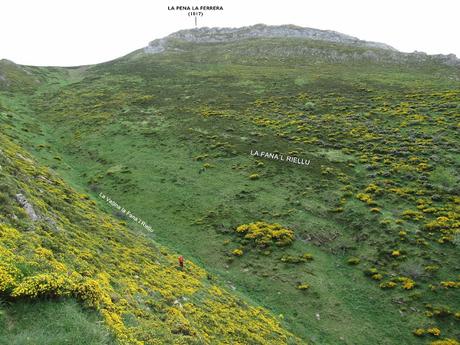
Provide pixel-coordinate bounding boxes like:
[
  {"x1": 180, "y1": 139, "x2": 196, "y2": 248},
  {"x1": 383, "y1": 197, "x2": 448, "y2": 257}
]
[
  {"x1": 402, "y1": 209, "x2": 425, "y2": 221},
  {"x1": 414, "y1": 327, "x2": 442, "y2": 337},
  {"x1": 440, "y1": 281, "x2": 460, "y2": 289},
  {"x1": 281, "y1": 253, "x2": 313, "y2": 263},
  {"x1": 166, "y1": 307, "x2": 196, "y2": 336},
  {"x1": 34, "y1": 247, "x2": 54, "y2": 259},
  {"x1": 428, "y1": 328, "x2": 441, "y2": 336},
  {"x1": 430, "y1": 339, "x2": 460, "y2": 345},
  {"x1": 232, "y1": 248, "x2": 243, "y2": 256},
  {"x1": 236, "y1": 221, "x2": 295, "y2": 247},
  {"x1": 428, "y1": 216, "x2": 449, "y2": 227},
  {"x1": 11, "y1": 273, "x2": 71, "y2": 298},
  {"x1": 249, "y1": 173, "x2": 260, "y2": 180},
  {"x1": 379, "y1": 281, "x2": 397, "y2": 289},
  {"x1": 356, "y1": 193, "x2": 374, "y2": 205},
  {"x1": 347, "y1": 257, "x2": 360, "y2": 265},
  {"x1": 414, "y1": 328, "x2": 426, "y2": 336},
  {"x1": 73, "y1": 279, "x2": 110, "y2": 308},
  {"x1": 364, "y1": 267, "x2": 379, "y2": 277},
  {"x1": 398, "y1": 277, "x2": 416, "y2": 290},
  {"x1": 425, "y1": 265, "x2": 440, "y2": 272},
  {"x1": 0, "y1": 263, "x2": 18, "y2": 292},
  {"x1": 365, "y1": 183, "x2": 382, "y2": 194}
]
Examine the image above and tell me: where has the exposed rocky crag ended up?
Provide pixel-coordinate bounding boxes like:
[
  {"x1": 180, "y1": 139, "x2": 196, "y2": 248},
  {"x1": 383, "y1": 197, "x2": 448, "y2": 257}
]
[
  {"x1": 145, "y1": 24, "x2": 396, "y2": 52},
  {"x1": 15, "y1": 193, "x2": 40, "y2": 222}
]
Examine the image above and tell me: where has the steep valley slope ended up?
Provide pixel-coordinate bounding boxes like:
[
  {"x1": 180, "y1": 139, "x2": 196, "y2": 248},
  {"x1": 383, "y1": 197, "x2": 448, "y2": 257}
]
[{"x1": 1, "y1": 25, "x2": 460, "y2": 345}]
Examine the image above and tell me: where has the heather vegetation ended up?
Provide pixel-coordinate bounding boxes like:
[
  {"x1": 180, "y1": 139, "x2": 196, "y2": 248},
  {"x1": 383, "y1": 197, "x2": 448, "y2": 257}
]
[{"x1": 0, "y1": 34, "x2": 459, "y2": 344}]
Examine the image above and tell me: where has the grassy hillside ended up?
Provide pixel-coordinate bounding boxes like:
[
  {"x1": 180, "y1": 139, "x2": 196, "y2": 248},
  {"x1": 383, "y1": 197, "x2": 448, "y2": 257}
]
[
  {"x1": 0, "y1": 132, "x2": 301, "y2": 344},
  {"x1": 0, "y1": 299, "x2": 115, "y2": 345},
  {"x1": 1, "y1": 34, "x2": 459, "y2": 344}
]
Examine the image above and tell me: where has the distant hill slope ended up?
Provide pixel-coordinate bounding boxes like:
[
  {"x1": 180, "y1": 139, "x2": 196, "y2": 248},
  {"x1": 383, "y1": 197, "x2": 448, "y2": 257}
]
[{"x1": 0, "y1": 59, "x2": 39, "y2": 91}]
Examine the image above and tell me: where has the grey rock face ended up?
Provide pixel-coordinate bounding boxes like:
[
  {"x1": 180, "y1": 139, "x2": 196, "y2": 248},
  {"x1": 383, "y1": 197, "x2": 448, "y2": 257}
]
[
  {"x1": 432, "y1": 53, "x2": 459, "y2": 66},
  {"x1": 0, "y1": 74, "x2": 9, "y2": 87},
  {"x1": 145, "y1": 24, "x2": 397, "y2": 53},
  {"x1": 15, "y1": 193, "x2": 40, "y2": 222},
  {"x1": 145, "y1": 38, "x2": 168, "y2": 53}
]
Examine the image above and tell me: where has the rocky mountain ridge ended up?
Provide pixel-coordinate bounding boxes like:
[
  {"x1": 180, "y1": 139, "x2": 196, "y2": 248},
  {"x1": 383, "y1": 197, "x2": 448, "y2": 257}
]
[
  {"x1": 145, "y1": 23, "x2": 396, "y2": 53},
  {"x1": 144, "y1": 24, "x2": 460, "y2": 67}
]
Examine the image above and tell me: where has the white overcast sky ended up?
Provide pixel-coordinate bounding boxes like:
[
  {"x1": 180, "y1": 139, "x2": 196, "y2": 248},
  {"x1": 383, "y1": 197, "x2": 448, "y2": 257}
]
[{"x1": 1, "y1": 0, "x2": 459, "y2": 66}]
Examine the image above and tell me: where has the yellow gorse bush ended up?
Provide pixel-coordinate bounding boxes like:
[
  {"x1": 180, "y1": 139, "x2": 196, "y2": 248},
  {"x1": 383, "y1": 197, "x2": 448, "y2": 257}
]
[
  {"x1": 440, "y1": 281, "x2": 460, "y2": 289},
  {"x1": 236, "y1": 221, "x2": 295, "y2": 247},
  {"x1": 12, "y1": 273, "x2": 72, "y2": 298},
  {"x1": 430, "y1": 339, "x2": 460, "y2": 345},
  {"x1": 231, "y1": 248, "x2": 244, "y2": 256},
  {"x1": 398, "y1": 277, "x2": 416, "y2": 290},
  {"x1": 0, "y1": 263, "x2": 18, "y2": 292}
]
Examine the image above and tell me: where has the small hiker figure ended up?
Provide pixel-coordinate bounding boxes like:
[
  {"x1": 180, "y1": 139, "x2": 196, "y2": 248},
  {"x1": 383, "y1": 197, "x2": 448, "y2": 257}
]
[{"x1": 178, "y1": 255, "x2": 184, "y2": 270}]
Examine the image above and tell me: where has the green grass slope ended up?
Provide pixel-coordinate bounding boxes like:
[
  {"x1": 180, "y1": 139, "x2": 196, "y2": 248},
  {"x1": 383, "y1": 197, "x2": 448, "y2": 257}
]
[
  {"x1": 0, "y1": 299, "x2": 116, "y2": 345},
  {"x1": 1, "y1": 33, "x2": 459, "y2": 345},
  {"x1": 0, "y1": 133, "x2": 301, "y2": 344}
]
